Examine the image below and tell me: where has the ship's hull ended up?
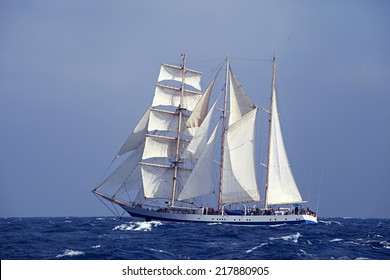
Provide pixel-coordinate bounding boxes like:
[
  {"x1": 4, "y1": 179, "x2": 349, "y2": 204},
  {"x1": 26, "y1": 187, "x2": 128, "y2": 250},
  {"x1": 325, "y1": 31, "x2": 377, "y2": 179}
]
[{"x1": 121, "y1": 205, "x2": 317, "y2": 225}]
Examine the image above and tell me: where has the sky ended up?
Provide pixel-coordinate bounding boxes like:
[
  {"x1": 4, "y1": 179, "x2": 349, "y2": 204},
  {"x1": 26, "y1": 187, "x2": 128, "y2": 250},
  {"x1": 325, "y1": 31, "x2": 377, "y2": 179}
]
[{"x1": 1, "y1": 0, "x2": 389, "y2": 218}]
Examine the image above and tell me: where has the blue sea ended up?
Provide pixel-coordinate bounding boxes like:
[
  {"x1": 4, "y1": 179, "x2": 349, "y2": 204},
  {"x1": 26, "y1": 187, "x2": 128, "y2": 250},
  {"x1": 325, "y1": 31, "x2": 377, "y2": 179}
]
[{"x1": 1, "y1": 217, "x2": 389, "y2": 260}]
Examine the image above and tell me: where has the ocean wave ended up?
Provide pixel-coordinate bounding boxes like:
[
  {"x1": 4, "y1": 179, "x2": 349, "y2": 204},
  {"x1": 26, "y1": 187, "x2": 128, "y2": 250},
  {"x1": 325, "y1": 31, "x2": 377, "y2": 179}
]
[
  {"x1": 92, "y1": 245, "x2": 101, "y2": 249},
  {"x1": 380, "y1": 241, "x2": 390, "y2": 249},
  {"x1": 269, "y1": 223, "x2": 287, "y2": 227},
  {"x1": 319, "y1": 220, "x2": 342, "y2": 226},
  {"x1": 299, "y1": 249, "x2": 313, "y2": 257},
  {"x1": 246, "y1": 242, "x2": 268, "y2": 253},
  {"x1": 56, "y1": 249, "x2": 85, "y2": 258},
  {"x1": 269, "y1": 232, "x2": 301, "y2": 243},
  {"x1": 147, "y1": 248, "x2": 175, "y2": 256},
  {"x1": 112, "y1": 221, "x2": 162, "y2": 232},
  {"x1": 330, "y1": 238, "x2": 343, "y2": 242},
  {"x1": 146, "y1": 247, "x2": 191, "y2": 260}
]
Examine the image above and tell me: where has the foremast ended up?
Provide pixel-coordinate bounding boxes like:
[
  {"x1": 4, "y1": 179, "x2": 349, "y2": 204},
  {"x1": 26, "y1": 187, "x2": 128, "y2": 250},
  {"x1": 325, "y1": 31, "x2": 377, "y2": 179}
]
[{"x1": 171, "y1": 53, "x2": 187, "y2": 207}]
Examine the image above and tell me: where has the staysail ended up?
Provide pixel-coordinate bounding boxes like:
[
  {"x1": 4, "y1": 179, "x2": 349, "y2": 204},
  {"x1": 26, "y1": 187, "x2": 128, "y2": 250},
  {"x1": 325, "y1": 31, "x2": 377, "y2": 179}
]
[
  {"x1": 178, "y1": 123, "x2": 220, "y2": 201},
  {"x1": 228, "y1": 69, "x2": 256, "y2": 126},
  {"x1": 221, "y1": 108, "x2": 260, "y2": 204},
  {"x1": 117, "y1": 109, "x2": 150, "y2": 156},
  {"x1": 266, "y1": 84, "x2": 303, "y2": 205}
]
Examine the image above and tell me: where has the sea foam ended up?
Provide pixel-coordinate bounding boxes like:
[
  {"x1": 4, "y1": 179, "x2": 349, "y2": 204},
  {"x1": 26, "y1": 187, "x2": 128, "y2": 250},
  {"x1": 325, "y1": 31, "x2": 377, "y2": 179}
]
[
  {"x1": 56, "y1": 249, "x2": 85, "y2": 258},
  {"x1": 269, "y1": 232, "x2": 302, "y2": 243},
  {"x1": 112, "y1": 221, "x2": 162, "y2": 232},
  {"x1": 246, "y1": 243, "x2": 268, "y2": 253}
]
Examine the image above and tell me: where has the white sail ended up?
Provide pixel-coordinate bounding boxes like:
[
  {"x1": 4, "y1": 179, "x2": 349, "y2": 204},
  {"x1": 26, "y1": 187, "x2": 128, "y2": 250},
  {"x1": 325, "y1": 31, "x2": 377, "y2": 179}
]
[
  {"x1": 186, "y1": 78, "x2": 215, "y2": 128},
  {"x1": 228, "y1": 69, "x2": 256, "y2": 126},
  {"x1": 142, "y1": 135, "x2": 189, "y2": 160},
  {"x1": 113, "y1": 165, "x2": 142, "y2": 198},
  {"x1": 140, "y1": 163, "x2": 190, "y2": 199},
  {"x1": 97, "y1": 144, "x2": 144, "y2": 189},
  {"x1": 181, "y1": 99, "x2": 218, "y2": 162},
  {"x1": 153, "y1": 84, "x2": 202, "y2": 111},
  {"x1": 178, "y1": 123, "x2": 219, "y2": 201},
  {"x1": 221, "y1": 108, "x2": 260, "y2": 204},
  {"x1": 158, "y1": 64, "x2": 202, "y2": 91},
  {"x1": 267, "y1": 87, "x2": 303, "y2": 205},
  {"x1": 117, "y1": 109, "x2": 150, "y2": 156},
  {"x1": 149, "y1": 109, "x2": 193, "y2": 136}
]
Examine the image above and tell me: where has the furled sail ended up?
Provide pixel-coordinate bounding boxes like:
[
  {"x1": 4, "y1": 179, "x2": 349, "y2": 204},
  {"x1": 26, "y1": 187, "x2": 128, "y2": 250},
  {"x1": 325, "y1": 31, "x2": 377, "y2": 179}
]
[
  {"x1": 228, "y1": 69, "x2": 256, "y2": 126},
  {"x1": 178, "y1": 123, "x2": 219, "y2": 201},
  {"x1": 158, "y1": 64, "x2": 202, "y2": 91},
  {"x1": 221, "y1": 108, "x2": 260, "y2": 204},
  {"x1": 266, "y1": 87, "x2": 303, "y2": 205}
]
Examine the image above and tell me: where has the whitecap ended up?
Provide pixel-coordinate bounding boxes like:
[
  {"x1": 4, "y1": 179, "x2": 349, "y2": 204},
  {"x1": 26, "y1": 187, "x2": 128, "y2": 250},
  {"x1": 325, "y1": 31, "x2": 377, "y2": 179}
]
[
  {"x1": 269, "y1": 223, "x2": 287, "y2": 227},
  {"x1": 346, "y1": 241, "x2": 361, "y2": 245},
  {"x1": 330, "y1": 238, "x2": 343, "y2": 242},
  {"x1": 319, "y1": 220, "x2": 342, "y2": 226},
  {"x1": 380, "y1": 241, "x2": 390, "y2": 249},
  {"x1": 246, "y1": 243, "x2": 268, "y2": 253},
  {"x1": 148, "y1": 248, "x2": 175, "y2": 256},
  {"x1": 269, "y1": 232, "x2": 301, "y2": 243},
  {"x1": 92, "y1": 245, "x2": 101, "y2": 249},
  {"x1": 56, "y1": 249, "x2": 85, "y2": 258},
  {"x1": 299, "y1": 249, "x2": 313, "y2": 257},
  {"x1": 112, "y1": 221, "x2": 162, "y2": 232},
  {"x1": 147, "y1": 248, "x2": 190, "y2": 259}
]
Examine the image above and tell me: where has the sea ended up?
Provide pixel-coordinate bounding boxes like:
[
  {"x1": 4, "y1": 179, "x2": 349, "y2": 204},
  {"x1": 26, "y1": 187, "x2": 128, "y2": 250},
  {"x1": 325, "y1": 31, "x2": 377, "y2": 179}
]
[{"x1": 1, "y1": 216, "x2": 389, "y2": 260}]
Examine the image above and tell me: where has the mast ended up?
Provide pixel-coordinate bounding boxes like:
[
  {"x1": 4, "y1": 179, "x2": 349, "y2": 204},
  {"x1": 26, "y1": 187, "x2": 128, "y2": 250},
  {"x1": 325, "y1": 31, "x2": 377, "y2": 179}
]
[
  {"x1": 171, "y1": 53, "x2": 187, "y2": 207},
  {"x1": 265, "y1": 57, "x2": 276, "y2": 209},
  {"x1": 218, "y1": 55, "x2": 229, "y2": 210}
]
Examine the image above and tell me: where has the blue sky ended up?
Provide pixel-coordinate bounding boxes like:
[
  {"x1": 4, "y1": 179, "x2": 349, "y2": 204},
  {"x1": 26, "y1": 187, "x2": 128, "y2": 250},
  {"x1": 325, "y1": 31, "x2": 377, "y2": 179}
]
[{"x1": 1, "y1": 0, "x2": 389, "y2": 218}]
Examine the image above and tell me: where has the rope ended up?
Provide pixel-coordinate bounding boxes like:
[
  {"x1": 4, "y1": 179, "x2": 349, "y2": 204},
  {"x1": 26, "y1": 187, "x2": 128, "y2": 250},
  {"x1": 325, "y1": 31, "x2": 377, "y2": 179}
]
[
  {"x1": 316, "y1": 169, "x2": 323, "y2": 215},
  {"x1": 92, "y1": 156, "x2": 116, "y2": 192},
  {"x1": 93, "y1": 192, "x2": 121, "y2": 219}
]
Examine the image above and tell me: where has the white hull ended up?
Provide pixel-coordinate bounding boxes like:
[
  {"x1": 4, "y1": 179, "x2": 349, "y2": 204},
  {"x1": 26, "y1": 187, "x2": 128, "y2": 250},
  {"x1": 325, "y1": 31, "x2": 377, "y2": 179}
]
[{"x1": 121, "y1": 205, "x2": 318, "y2": 225}]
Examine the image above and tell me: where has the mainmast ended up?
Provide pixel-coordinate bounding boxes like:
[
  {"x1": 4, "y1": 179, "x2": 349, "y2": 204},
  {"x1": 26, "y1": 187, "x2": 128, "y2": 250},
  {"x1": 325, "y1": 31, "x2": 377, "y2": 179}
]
[
  {"x1": 218, "y1": 55, "x2": 229, "y2": 210},
  {"x1": 171, "y1": 53, "x2": 187, "y2": 207},
  {"x1": 265, "y1": 57, "x2": 276, "y2": 209}
]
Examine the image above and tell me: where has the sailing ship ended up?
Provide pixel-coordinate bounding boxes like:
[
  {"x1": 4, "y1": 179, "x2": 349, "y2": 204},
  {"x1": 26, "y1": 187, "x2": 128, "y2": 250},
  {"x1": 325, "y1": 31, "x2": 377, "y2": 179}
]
[{"x1": 92, "y1": 54, "x2": 317, "y2": 225}]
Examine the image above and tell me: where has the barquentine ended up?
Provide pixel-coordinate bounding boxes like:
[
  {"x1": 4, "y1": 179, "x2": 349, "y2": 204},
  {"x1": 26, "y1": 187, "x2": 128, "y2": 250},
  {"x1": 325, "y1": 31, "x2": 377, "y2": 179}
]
[{"x1": 93, "y1": 54, "x2": 318, "y2": 225}]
